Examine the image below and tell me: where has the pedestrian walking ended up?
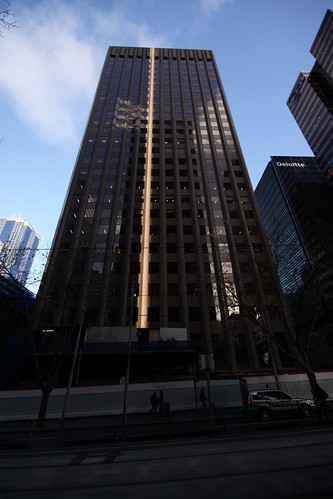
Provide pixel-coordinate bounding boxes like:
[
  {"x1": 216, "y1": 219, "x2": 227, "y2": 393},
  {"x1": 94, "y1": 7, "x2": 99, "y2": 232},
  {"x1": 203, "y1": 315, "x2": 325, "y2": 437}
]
[
  {"x1": 312, "y1": 382, "x2": 332, "y2": 425},
  {"x1": 150, "y1": 391, "x2": 158, "y2": 413},
  {"x1": 200, "y1": 387, "x2": 207, "y2": 407},
  {"x1": 159, "y1": 390, "x2": 164, "y2": 413}
]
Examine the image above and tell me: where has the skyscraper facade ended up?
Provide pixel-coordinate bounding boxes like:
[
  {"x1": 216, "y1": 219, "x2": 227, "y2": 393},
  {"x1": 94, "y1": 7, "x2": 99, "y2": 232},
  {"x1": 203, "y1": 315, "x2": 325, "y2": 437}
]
[
  {"x1": 287, "y1": 9, "x2": 333, "y2": 187},
  {"x1": 0, "y1": 217, "x2": 40, "y2": 286},
  {"x1": 255, "y1": 156, "x2": 333, "y2": 367},
  {"x1": 33, "y1": 46, "x2": 292, "y2": 377}
]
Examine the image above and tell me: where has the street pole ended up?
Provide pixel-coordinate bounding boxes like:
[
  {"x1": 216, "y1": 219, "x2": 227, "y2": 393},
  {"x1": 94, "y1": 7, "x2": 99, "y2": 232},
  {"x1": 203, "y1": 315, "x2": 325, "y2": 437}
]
[
  {"x1": 59, "y1": 306, "x2": 85, "y2": 430},
  {"x1": 205, "y1": 354, "x2": 215, "y2": 435},
  {"x1": 121, "y1": 281, "x2": 134, "y2": 439},
  {"x1": 193, "y1": 377, "x2": 198, "y2": 411},
  {"x1": 260, "y1": 305, "x2": 280, "y2": 390}
]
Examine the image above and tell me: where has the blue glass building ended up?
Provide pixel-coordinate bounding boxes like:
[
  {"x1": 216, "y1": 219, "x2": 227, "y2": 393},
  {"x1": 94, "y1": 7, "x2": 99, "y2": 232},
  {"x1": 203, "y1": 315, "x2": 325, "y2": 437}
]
[
  {"x1": 0, "y1": 217, "x2": 40, "y2": 285},
  {"x1": 255, "y1": 156, "x2": 333, "y2": 367}
]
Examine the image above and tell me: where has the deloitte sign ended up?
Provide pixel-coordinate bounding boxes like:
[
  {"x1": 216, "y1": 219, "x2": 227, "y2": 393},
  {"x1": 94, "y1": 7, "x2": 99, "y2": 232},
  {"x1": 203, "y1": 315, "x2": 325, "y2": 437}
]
[{"x1": 276, "y1": 161, "x2": 305, "y2": 168}]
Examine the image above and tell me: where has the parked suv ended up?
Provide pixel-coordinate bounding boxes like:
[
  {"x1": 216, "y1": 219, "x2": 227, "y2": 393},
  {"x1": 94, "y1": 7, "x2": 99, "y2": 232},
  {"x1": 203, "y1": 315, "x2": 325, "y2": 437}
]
[{"x1": 242, "y1": 389, "x2": 315, "y2": 421}]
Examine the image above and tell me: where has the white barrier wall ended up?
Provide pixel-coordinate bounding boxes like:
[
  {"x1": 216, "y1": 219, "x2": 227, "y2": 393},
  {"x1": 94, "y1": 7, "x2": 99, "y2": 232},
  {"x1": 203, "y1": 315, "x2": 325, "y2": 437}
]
[
  {"x1": 1, "y1": 372, "x2": 333, "y2": 420},
  {"x1": 0, "y1": 379, "x2": 242, "y2": 420}
]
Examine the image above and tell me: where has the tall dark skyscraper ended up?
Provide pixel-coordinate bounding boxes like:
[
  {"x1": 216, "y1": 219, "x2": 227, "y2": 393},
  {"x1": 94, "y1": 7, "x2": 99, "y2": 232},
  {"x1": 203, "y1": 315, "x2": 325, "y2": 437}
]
[
  {"x1": 33, "y1": 47, "x2": 292, "y2": 378},
  {"x1": 287, "y1": 9, "x2": 333, "y2": 187},
  {"x1": 255, "y1": 156, "x2": 333, "y2": 368}
]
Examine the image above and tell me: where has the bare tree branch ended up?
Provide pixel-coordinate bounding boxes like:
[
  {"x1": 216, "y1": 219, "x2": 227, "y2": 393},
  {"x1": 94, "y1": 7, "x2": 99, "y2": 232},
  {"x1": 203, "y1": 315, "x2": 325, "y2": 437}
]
[
  {"x1": 0, "y1": 0, "x2": 17, "y2": 37},
  {"x1": 0, "y1": 246, "x2": 77, "y2": 427}
]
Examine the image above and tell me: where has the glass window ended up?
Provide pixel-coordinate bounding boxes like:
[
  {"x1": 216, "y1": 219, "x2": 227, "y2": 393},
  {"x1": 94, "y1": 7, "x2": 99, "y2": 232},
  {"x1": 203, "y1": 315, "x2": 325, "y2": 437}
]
[
  {"x1": 149, "y1": 262, "x2": 159, "y2": 273},
  {"x1": 148, "y1": 307, "x2": 159, "y2": 321},
  {"x1": 184, "y1": 243, "x2": 194, "y2": 253},
  {"x1": 189, "y1": 307, "x2": 201, "y2": 321},
  {"x1": 167, "y1": 262, "x2": 178, "y2": 273},
  {"x1": 150, "y1": 209, "x2": 159, "y2": 218},
  {"x1": 253, "y1": 243, "x2": 262, "y2": 253},
  {"x1": 149, "y1": 243, "x2": 159, "y2": 253},
  {"x1": 186, "y1": 262, "x2": 196, "y2": 273},
  {"x1": 167, "y1": 243, "x2": 177, "y2": 253},
  {"x1": 168, "y1": 308, "x2": 180, "y2": 321},
  {"x1": 168, "y1": 284, "x2": 178, "y2": 296},
  {"x1": 149, "y1": 283, "x2": 159, "y2": 295},
  {"x1": 187, "y1": 283, "x2": 198, "y2": 295}
]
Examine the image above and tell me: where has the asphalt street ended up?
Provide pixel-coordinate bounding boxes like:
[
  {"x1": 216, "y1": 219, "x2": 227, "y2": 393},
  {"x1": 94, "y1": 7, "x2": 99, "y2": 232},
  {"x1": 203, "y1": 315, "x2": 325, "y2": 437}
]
[{"x1": 1, "y1": 424, "x2": 333, "y2": 498}]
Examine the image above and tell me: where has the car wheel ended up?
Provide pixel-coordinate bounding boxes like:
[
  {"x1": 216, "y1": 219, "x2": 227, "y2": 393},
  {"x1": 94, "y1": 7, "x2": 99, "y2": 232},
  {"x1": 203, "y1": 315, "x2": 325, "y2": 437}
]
[
  {"x1": 259, "y1": 408, "x2": 271, "y2": 422},
  {"x1": 301, "y1": 404, "x2": 312, "y2": 418}
]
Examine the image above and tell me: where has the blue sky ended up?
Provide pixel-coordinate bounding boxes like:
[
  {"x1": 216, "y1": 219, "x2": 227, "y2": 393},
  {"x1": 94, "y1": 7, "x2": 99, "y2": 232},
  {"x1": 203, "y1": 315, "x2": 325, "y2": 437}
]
[{"x1": 0, "y1": 0, "x2": 330, "y2": 287}]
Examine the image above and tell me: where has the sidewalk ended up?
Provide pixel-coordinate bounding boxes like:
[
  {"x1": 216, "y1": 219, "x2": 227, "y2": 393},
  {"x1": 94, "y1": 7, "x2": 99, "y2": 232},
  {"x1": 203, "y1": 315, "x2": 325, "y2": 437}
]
[
  {"x1": 0, "y1": 406, "x2": 244, "y2": 449},
  {"x1": 1, "y1": 405, "x2": 321, "y2": 451}
]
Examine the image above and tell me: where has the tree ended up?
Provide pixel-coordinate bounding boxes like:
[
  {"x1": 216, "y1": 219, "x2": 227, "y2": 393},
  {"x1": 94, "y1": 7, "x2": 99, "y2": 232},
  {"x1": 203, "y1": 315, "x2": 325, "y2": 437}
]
[
  {"x1": 217, "y1": 234, "x2": 333, "y2": 394},
  {"x1": 0, "y1": 1, "x2": 17, "y2": 36},
  {"x1": 0, "y1": 246, "x2": 80, "y2": 427},
  {"x1": 266, "y1": 206, "x2": 333, "y2": 371}
]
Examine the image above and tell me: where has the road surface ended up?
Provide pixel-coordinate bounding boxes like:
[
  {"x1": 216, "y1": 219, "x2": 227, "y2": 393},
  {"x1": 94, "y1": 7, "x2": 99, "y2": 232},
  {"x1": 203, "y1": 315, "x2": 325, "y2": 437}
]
[{"x1": 1, "y1": 425, "x2": 333, "y2": 498}]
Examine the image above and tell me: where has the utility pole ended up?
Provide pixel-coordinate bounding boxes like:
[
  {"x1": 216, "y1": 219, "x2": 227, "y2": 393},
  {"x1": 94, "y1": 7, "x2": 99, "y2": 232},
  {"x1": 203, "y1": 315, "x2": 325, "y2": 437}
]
[
  {"x1": 59, "y1": 307, "x2": 85, "y2": 432},
  {"x1": 121, "y1": 281, "x2": 134, "y2": 439},
  {"x1": 198, "y1": 353, "x2": 215, "y2": 434}
]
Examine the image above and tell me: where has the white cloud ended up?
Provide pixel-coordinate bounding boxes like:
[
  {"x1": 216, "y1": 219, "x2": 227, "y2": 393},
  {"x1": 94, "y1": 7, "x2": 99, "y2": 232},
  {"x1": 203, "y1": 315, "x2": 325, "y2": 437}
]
[
  {"x1": 92, "y1": 9, "x2": 168, "y2": 50},
  {"x1": 199, "y1": 0, "x2": 234, "y2": 16},
  {"x1": 0, "y1": 0, "x2": 169, "y2": 146}
]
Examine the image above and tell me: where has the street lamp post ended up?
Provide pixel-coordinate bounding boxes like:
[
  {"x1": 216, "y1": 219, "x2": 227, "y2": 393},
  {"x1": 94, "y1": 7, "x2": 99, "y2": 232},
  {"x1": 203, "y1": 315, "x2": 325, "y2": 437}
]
[
  {"x1": 121, "y1": 281, "x2": 134, "y2": 438},
  {"x1": 59, "y1": 306, "x2": 85, "y2": 434},
  {"x1": 205, "y1": 353, "x2": 215, "y2": 434},
  {"x1": 198, "y1": 353, "x2": 215, "y2": 434}
]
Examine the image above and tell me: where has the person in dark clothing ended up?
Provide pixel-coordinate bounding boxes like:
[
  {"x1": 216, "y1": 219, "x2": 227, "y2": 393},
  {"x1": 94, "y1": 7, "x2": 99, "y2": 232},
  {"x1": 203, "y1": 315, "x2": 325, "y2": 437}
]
[
  {"x1": 150, "y1": 391, "x2": 158, "y2": 413},
  {"x1": 158, "y1": 390, "x2": 164, "y2": 413},
  {"x1": 200, "y1": 388, "x2": 207, "y2": 407},
  {"x1": 312, "y1": 382, "x2": 332, "y2": 425}
]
